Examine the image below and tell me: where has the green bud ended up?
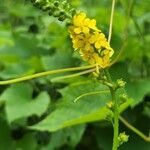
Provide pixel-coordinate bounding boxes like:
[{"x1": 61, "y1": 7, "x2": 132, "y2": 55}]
[
  {"x1": 49, "y1": 9, "x2": 54, "y2": 16},
  {"x1": 54, "y1": 1, "x2": 59, "y2": 7},
  {"x1": 119, "y1": 94, "x2": 128, "y2": 104},
  {"x1": 53, "y1": 11, "x2": 61, "y2": 17},
  {"x1": 33, "y1": 1, "x2": 40, "y2": 7},
  {"x1": 60, "y1": 10, "x2": 65, "y2": 15},
  {"x1": 62, "y1": 0, "x2": 70, "y2": 10},
  {"x1": 33, "y1": 0, "x2": 44, "y2": 8},
  {"x1": 118, "y1": 132, "x2": 129, "y2": 146},
  {"x1": 116, "y1": 79, "x2": 126, "y2": 89},
  {"x1": 31, "y1": 0, "x2": 36, "y2": 3},
  {"x1": 62, "y1": 0, "x2": 67, "y2": 6},
  {"x1": 58, "y1": 15, "x2": 66, "y2": 21},
  {"x1": 106, "y1": 101, "x2": 114, "y2": 110},
  {"x1": 41, "y1": 3, "x2": 53, "y2": 11},
  {"x1": 48, "y1": 5, "x2": 56, "y2": 16},
  {"x1": 65, "y1": 19, "x2": 72, "y2": 26},
  {"x1": 70, "y1": 8, "x2": 76, "y2": 16}
]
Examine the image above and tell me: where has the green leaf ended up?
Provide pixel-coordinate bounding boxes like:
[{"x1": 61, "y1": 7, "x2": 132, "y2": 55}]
[
  {"x1": 0, "y1": 63, "x2": 35, "y2": 79},
  {"x1": 42, "y1": 52, "x2": 76, "y2": 70},
  {"x1": 13, "y1": 133, "x2": 37, "y2": 150},
  {"x1": 95, "y1": 125, "x2": 150, "y2": 150},
  {"x1": 29, "y1": 80, "x2": 131, "y2": 132},
  {"x1": 29, "y1": 80, "x2": 110, "y2": 131},
  {"x1": 0, "y1": 31, "x2": 14, "y2": 46},
  {"x1": 0, "y1": 118, "x2": 14, "y2": 150},
  {"x1": 42, "y1": 125, "x2": 85, "y2": 150},
  {"x1": 110, "y1": 63, "x2": 150, "y2": 106},
  {"x1": 126, "y1": 79, "x2": 150, "y2": 107},
  {"x1": 0, "y1": 83, "x2": 50, "y2": 123}
]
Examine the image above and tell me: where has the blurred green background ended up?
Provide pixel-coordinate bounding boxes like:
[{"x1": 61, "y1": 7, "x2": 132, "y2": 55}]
[{"x1": 0, "y1": 0, "x2": 150, "y2": 150}]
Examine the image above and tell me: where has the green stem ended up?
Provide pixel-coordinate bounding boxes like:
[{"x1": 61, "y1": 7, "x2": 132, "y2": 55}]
[
  {"x1": 108, "y1": 0, "x2": 116, "y2": 43},
  {"x1": 107, "y1": 0, "x2": 119, "y2": 148},
  {"x1": 111, "y1": 87, "x2": 119, "y2": 150},
  {"x1": 0, "y1": 65, "x2": 95, "y2": 85},
  {"x1": 110, "y1": 0, "x2": 134, "y2": 66},
  {"x1": 51, "y1": 68, "x2": 96, "y2": 82},
  {"x1": 74, "y1": 90, "x2": 109, "y2": 102},
  {"x1": 105, "y1": 69, "x2": 119, "y2": 150},
  {"x1": 119, "y1": 116, "x2": 150, "y2": 142}
]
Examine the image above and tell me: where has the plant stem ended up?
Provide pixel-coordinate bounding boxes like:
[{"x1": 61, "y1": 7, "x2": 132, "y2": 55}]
[
  {"x1": 107, "y1": 0, "x2": 119, "y2": 149},
  {"x1": 51, "y1": 68, "x2": 96, "y2": 82},
  {"x1": 74, "y1": 90, "x2": 109, "y2": 102},
  {"x1": 0, "y1": 65, "x2": 95, "y2": 85},
  {"x1": 119, "y1": 116, "x2": 150, "y2": 142},
  {"x1": 105, "y1": 69, "x2": 119, "y2": 150},
  {"x1": 111, "y1": 87, "x2": 119, "y2": 150},
  {"x1": 110, "y1": 0, "x2": 134, "y2": 66},
  {"x1": 108, "y1": 0, "x2": 116, "y2": 43}
]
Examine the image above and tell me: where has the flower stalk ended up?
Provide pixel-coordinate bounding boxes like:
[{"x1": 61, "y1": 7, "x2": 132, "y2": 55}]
[
  {"x1": 106, "y1": 0, "x2": 120, "y2": 149},
  {"x1": 0, "y1": 65, "x2": 95, "y2": 85}
]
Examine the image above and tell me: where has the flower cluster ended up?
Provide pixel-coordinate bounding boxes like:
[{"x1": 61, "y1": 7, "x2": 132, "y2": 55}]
[
  {"x1": 30, "y1": 0, "x2": 75, "y2": 22},
  {"x1": 68, "y1": 12, "x2": 114, "y2": 68}
]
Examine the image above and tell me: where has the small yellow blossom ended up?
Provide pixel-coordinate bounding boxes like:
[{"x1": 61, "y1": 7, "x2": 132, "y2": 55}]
[
  {"x1": 73, "y1": 12, "x2": 99, "y2": 34},
  {"x1": 68, "y1": 12, "x2": 114, "y2": 68}
]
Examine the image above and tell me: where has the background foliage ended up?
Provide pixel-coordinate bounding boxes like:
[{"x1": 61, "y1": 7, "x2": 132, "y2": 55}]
[{"x1": 0, "y1": 0, "x2": 150, "y2": 149}]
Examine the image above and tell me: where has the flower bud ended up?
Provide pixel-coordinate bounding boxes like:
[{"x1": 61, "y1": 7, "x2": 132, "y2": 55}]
[
  {"x1": 118, "y1": 132, "x2": 129, "y2": 146},
  {"x1": 70, "y1": 8, "x2": 76, "y2": 16},
  {"x1": 106, "y1": 101, "x2": 114, "y2": 111},
  {"x1": 106, "y1": 101, "x2": 114, "y2": 110},
  {"x1": 31, "y1": 0, "x2": 36, "y2": 3},
  {"x1": 58, "y1": 15, "x2": 66, "y2": 21},
  {"x1": 62, "y1": 0, "x2": 67, "y2": 6},
  {"x1": 53, "y1": 11, "x2": 61, "y2": 17},
  {"x1": 54, "y1": 1, "x2": 59, "y2": 7},
  {"x1": 49, "y1": 9, "x2": 53, "y2": 16},
  {"x1": 62, "y1": 1, "x2": 70, "y2": 10},
  {"x1": 119, "y1": 94, "x2": 128, "y2": 104},
  {"x1": 116, "y1": 79, "x2": 126, "y2": 89},
  {"x1": 65, "y1": 19, "x2": 72, "y2": 26}
]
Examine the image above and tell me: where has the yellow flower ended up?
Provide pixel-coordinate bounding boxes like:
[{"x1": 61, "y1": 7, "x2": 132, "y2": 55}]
[
  {"x1": 89, "y1": 32, "x2": 109, "y2": 49},
  {"x1": 68, "y1": 12, "x2": 114, "y2": 68},
  {"x1": 73, "y1": 12, "x2": 99, "y2": 34}
]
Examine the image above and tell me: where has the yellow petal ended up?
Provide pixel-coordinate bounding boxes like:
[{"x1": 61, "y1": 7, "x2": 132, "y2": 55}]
[
  {"x1": 84, "y1": 43, "x2": 93, "y2": 51},
  {"x1": 82, "y1": 27, "x2": 89, "y2": 34},
  {"x1": 74, "y1": 27, "x2": 82, "y2": 34},
  {"x1": 89, "y1": 35, "x2": 96, "y2": 44},
  {"x1": 95, "y1": 42, "x2": 101, "y2": 49},
  {"x1": 89, "y1": 19, "x2": 96, "y2": 28},
  {"x1": 84, "y1": 18, "x2": 90, "y2": 26},
  {"x1": 74, "y1": 12, "x2": 86, "y2": 26}
]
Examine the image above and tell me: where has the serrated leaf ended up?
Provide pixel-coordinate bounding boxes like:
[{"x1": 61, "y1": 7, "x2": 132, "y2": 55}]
[{"x1": 0, "y1": 83, "x2": 50, "y2": 123}]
